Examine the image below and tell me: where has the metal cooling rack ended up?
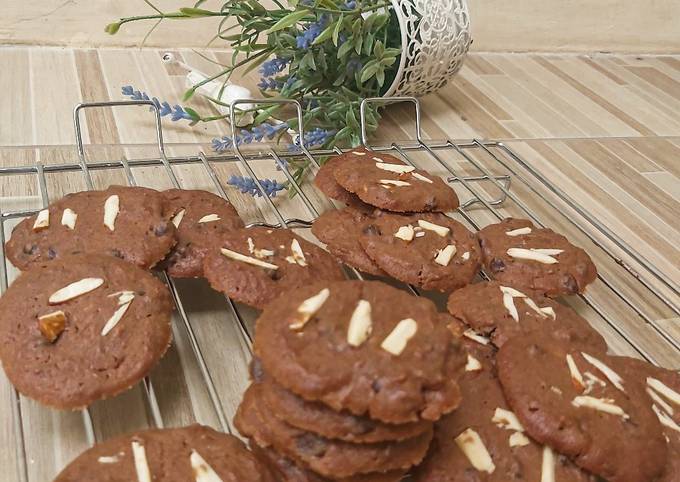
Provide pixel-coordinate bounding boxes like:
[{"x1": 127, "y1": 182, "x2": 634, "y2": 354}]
[{"x1": 0, "y1": 97, "x2": 678, "y2": 482}]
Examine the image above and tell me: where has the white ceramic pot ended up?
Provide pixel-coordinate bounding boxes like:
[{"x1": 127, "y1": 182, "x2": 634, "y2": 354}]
[{"x1": 385, "y1": 0, "x2": 471, "y2": 97}]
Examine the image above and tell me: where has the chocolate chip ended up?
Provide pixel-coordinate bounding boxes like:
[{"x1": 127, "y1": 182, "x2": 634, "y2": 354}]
[
  {"x1": 47, "y1": 248, "x2": 57, "y2": 259},
  {"x1": 371, "y1": 379, "x2": 383, "y2": 393},
  {"x1": 562, "y1": 274, "x2": 579, "y2": 294},
  {"x1": 362, "y1": 224, "x2": 381, "y2": 236},
  {"x1": 154, "y1": 223, "x2": 168, "y2": 237},
  {"x1": 23, "y1": 243, "x2": 36, "y2": 255},
  {"x1": 294, "y1": 433, "x2": 327, "y2": 456},
  {"x1": 267, "y1": 269, "x2": 282, "y2": 281},
  {"x1": 489, "y1": 258, "x2": 505, "y2": 272},
  {"x1": 110, "y1": 249, "x2": 123, "y2": 259}
]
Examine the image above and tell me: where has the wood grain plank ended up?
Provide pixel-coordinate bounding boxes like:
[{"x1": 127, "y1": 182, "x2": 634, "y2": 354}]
[
  {"x1": 624, "y1": 65, "x2": 680, "y2": 102},
  {"x1": 597, "y1": 138, "x2": 661, "y2": 173},
  {"x1": 625, "y1": 138, "x2": 680, "y2": 178},
  {"x1": 643, "y1": 172, "x2": 680, "y2": 201},
  {"x1": 579, "y1": 56, "x2": 627, "y2": 85},
  {"x1": 464, "y1": 55, "x2": 503, "y2": 75},
  {"x1": 0, "y1": 49, "x2": 33, "y2": 146},
  {"x1": 658, "y1": 56, "x2": 680, "y2": 72}
]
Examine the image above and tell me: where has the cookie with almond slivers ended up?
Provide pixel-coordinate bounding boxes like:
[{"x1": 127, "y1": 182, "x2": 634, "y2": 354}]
[
  {"x1": 477, "y1": 218, "x2": 597, "y2": 297},
  {"x1": 447, "y1": 280, "x2": 607, "y2": 351},
  {"x1": 333, "y1": 150, "x2": 459, "y2": 212},
  {"x1": 54, "y1": 424, "x2": 277, "y2": 482},
  {"x1": 254, "y1": 280, "x2": 466, "y2": 424},
  {"x1": 202, "y1": 227, "x2": 345, "y2": 310},
  {"x1": 0, "y1": 254, "x2": 172, "y2": 409},
  {"x1": 5, "y1": 185, "x2": 176, "y2": 271},
  {"x1": 314, "y1": 148, "x2": 376, "y2": 210},
  {"x1": 359, "y1": 211, "x2": 481, "y2": 292},
  {"x1": 161, "y1": 188, "x2": 244, "y2": 278},
  {"x1": 497, "y1": 332, "x2": 667, "y2": 482}
]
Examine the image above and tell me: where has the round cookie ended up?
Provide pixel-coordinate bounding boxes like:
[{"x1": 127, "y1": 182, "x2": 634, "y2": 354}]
[
  {"x1": 202, "y1": 227, "x2": 345, "y2": 309},
  {"x1": 254, "y1": 365, "x2": 432, "y2": 444},
  {"x1": 614, "y1": 357, "x2": 680, "y2": 482},
  {"x1": 235, "y1": 382, "x2": 432, "y2": 479},
  {"x1": 161, "y1": 188, "x2": 245, "y2": 278},
  {"x1": 54, "y1": 424, "x2": 278, "y2": 482},
  {"x1": 333, "y1": 151, "x2": 459, "y2": 212},
  {"x1": 359, "y1": 211, "x2": 481, "y2": 292},
  {"x1": 251, "y1": 444, "x2": 406, "y2": 482},
  {"x1": 5, "y1": 186, "x2": 176, "y2": 271},
  {"x1": 254, "y1": 280, "x2": 466, "y2": 424},
  {"x1": 314, "y1": 148, "x2": 374, "y2": 209},
  {"x1": 415, "y1": 356, "x2": 594, "y2": 482},
  {"x1": 0, "y1": 254, "x2": 173, "y2": 409},
  {"x1": 447, "y1": 280, "x2": 607, "y2": 351},
  {"x1": 311, "y1": 208, "x2": 385, "y2": 276},
  {"x1": 497, "y1": 332, "x2": 667, "y2": 482},
  {"x1": 477, "y1": 218, "x2": 597, "y2": 297}
]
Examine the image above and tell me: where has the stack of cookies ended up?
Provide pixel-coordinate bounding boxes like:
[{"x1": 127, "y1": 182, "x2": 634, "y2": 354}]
[{"x1": 235, "y1": 279, "x2": 467, "y2": 481}]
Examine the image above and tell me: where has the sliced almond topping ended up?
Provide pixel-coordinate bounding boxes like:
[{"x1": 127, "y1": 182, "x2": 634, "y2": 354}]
[
  {"x1": 101, "y1": 301, "x2": 132, "y2": 336},
  {"x1": 171, "y1": 209, "x2": 186, "y2": 228},
  {"x1": 61, "y1": 208, "x2": 77, "y2": 230},
  {"x1": 572, "y1": 396, "x2": 629, "y2": 419},
  {"x1": 103, "y1": 195, "x2": 120, "y2": 231},
  {"x1": 247, "y1": 237, "x2": 274, "y2": 259},
  {"x1": 108, "y1": 290, "x2": 135, "y2": 305},
  {"x1": 287, "y1": 239, "x2": 307, "y2": 266},
  {"x1": 220, "y1": 248, "x2": 278, "y2": 270},
  {"x1": 371, "y1": 156, "x2": 382, "y2": 161},
  {"x1": 49, "y1": 278, "x2": 104, "y2": 304},
  {"x1": 507, "y1": 248, "x2": 558, "y2": 264},
  {"x1": 434, "y1": 244, "x2": 457, "y2": 266},
  {"x1": 290, "y1": 288, "x2": 330, "y2": 331},
  {"x1": 566, "y1": 354, "x2": 585, "y2": 392},
  {"x1": 412, "y1": 172, "x2": 433, "y2": 184},
  {"x1": 550, "y1": 386, "x2": 563, "y2": 396},
  {"x1": 247, "y1": 237, "x2": 255, "y2": 253},
  {"x1": 647, "y1": 377, "x2": 680, "y2": 406},
  {"x1": 502, "y1": 293, "x2": 519, "y2": 322},
  {"x1": 499, "y1": 286, "x2": 527, "y2": 298},
  {"x1": 492, "y1": 407, "x2": 525, "y2": 432},
  {"x1": 131, "y1": 441, "x2": 152, "y2": 482},
  {"x1": 540, "y1": 307, "x2": 556, "y2": 320},
  {"x1": 198, "y1": 213, "x2": 221, "y2": 223},
  {"x1": 465, "y1": 354, "x2": 482, "y2": 372},
  {"x1": 380, "y1": 179, "x2": 411, "y2": 187},
  {"x1": 38, "y1": 310, "x2": 66, "y2": 343},
  {"x1": 415, "y1": 232, "x2": 426, "y2": 238},
  {"x1": 541, "y1": 446, "x2": 556, "y2": 482},
  {"x1": 531, "y1": 248, "x2": 564, "y2": 256},
  {"x1": 652, "y1": 404, "x2": 680, "y2": 433},
  {"x1": 461, "y1": 251, "x2": 470, "y2": 261},
  {"x1": 381, "y1": 318, "x2": 417, "y2": 356},
  {"x1": 417, "y1": 219, "x2": 450, "y2": 237},
  {"x1": 190, "y1": 450, "x2": 223, "y2": 482},
  {"x1": 454, "y1": 428, "x2": 496, "y2": 474},
  {"x1": 352, "y1": 151, "x2": 366, "y2": 156},
  {"x1": 375, "y1": 162, "x2": 415, "y2": 174},
  {"x1": 33, "y1": 209, "x2": 50, "y2": 231},
  {"x1": 583, "y1": 371, "x2": 607, "y2": 395},
  {"x1": 347, "y1": 300, "x2": 373, "y2": 347},
  {"x1": 98, "y1": 455, "x2": 121, "y2": 464},
  {"x1": 581, "y1": 352, "x2": 625, "y2": 392},
  {"x1": 524, "y1": 297, "x2": 548, "y2": 318},
  {"x1": 509, "y1": 432, "x2": 531, "y2": 447},
  {"x1": 463, "y1": 329, "x2": 490, "y2": 346},
  {"x1": 505, "y1": 227, "x2": 532, "y2": 236},
  {"x1": 647, "y1": 388, "x2": 674, "y2": 416},
  {"x1": 394, "y1": 225, "x2": 415, "y2": 242}
]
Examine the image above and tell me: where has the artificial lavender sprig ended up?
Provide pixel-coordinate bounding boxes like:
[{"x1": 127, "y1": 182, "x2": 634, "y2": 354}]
[
  {"x1": 227, "y1": 175, "x2": 286, "y2": 197},
  {"x1": 288, "y1": 128, "x2": 337, "y2": 151},
  {"x1": 121, "y1": 85, "x2": 195, "y2": 122},
  {"x1": 211, "y1": 122, "x2": 289, "y2": 151}
]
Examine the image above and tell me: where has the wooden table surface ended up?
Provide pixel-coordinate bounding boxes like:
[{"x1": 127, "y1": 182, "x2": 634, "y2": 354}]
[{"x1": 0, "y1": 47, "x2": 678, "y2": 481}]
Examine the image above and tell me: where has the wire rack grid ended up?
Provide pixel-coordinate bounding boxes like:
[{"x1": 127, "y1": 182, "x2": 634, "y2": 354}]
[{"x1": 0, "y1": 97, "x2": 678, "y2": 481}]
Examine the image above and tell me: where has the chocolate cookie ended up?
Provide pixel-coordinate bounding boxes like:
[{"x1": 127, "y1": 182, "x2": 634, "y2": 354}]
[
  {"x1": 314, "y1": 148, "x2": 374, "y2": 209},
  {"x1": 202, "y1": 227, "x2": 345, "y2": 309},
  {"x1": 161, "y1": 188, "x2": 244, "y2": 278},
  {"x1": 359, "y1": 211, "x2": 481, "y2": 292},
  {"x1": 333, "y1": 151, "x2": 459, "y2": 212},
  {"x1": 0, "y1": 254, "x2": 172, "y2": 409},
  {"x1": 5, "y1": 186, "x2": 176, "y2": 271},
  {"x1": 415, "y1": 353, "x2": 593, "y2": 481},
  {"x1": 54, "y1": 424, "x2": 278, "y2": 482},
  {"x1": 251, "y1": 444, "x2": 406, "y2": 482},
  {"x1": 497, "y1": 333, "x2": 667, "y2": 482},
  {"x1": 447, "y1": 281, "x2": 607, "y2": 351},
  {"x1": 254, "y1": 280, "x2": 466, "y2": 424},
  {"x1": 311, "y1": 208, "x2": 385, "y2": 276},
  {"x1": 255, "y1": 366, "x2": 432, "y2": 444},
  {"x1": 477, "y1": 218, "x2": 597, "y2": 297},
  {"x1": 614, "y1": 357, "x2": 680, "y2": 482},
  {"x1": 235, "y1": 382, "x2": 432, "y2": 479}
]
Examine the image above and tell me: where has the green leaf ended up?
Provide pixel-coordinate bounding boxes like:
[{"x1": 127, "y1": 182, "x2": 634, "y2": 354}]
[
  {"x1": 312, "y1": 21, "x2": 336, "y2": 45},
  {"x1": 242, "y1": 53, "x2": 271, "y2": 75},
  {"x1": 179, "y1": 7, "x2": 215, "y2": 16},
  {"x1": 334, "y1": 126, "x2": 352, "y2": 141},
  {"x1": 332, "y1": 72, "x2": 347, "y2": 86},
  {"x1": 104, "y1": 22, "x2": 121, "y2": 34},
  {"x1": 363, "y1": 33, "x2": 374, "y2": 56},
  {"x1": 381, "y1": 56, "x2": 397, "y2": 67},
  {"x1": 363, "y1": 13, "x2": 377, "y2": 32},
  {"x1": 254, "y1": 105, "x2": 281, "y2": 125},
  {"x1": 332, "y1": 14, "x2": 343, "y2": 46},
  {"x1": 337, "y1": 40, "x2": 354, "y2": 59},
  {"x1": 373, "y1": 40, "x2": 384, "y2": 59},
  {"x1": 289, "y1": 0, "x2": 299, "y2": 8},
  {"x1": 265, "y1": 9, "x2": 310, "y2": 34},
  {"x1": 346, "y1": 106, "x2": 359, "y2": 130},
  {"x1": 183, "y1": 107, "x2": 201, "y2": 121},
  {"x1": 183, "y1": 87, "x2": 196, "y2": 101},
  {"x1": 376, "y1": 67, "x2": 385, "y2": 87},
  {"x1": 354, "y1": 36, "x2": 363, "y2": 55}
]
